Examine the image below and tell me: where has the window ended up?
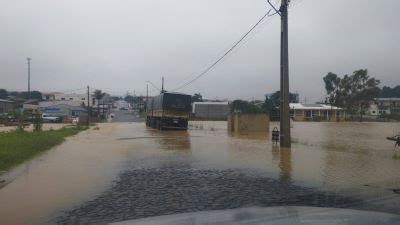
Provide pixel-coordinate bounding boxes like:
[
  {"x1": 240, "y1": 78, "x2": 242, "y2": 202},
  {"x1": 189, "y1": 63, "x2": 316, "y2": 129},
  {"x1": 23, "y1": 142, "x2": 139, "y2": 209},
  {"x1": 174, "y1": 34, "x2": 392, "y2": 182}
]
[
  {"x1": 305, "y1": 110, "x2": 311, "y2": 118},
  {"x1": 61, "y1": 98, "x2": 65, "y2": 100},
  {"x1": 69, "y1": 98, "x2": 73, "y2": 100},
  {"x1": 82, "y1": 98, "x2": 85, "y2": 100}
]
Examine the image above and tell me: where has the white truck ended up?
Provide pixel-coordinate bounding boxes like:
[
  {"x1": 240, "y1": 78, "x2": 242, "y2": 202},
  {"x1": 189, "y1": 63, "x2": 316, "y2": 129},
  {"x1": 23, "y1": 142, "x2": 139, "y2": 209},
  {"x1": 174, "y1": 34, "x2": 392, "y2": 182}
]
[{"x1": 42, "y1": 114, "x2": 61, "y2": 123}]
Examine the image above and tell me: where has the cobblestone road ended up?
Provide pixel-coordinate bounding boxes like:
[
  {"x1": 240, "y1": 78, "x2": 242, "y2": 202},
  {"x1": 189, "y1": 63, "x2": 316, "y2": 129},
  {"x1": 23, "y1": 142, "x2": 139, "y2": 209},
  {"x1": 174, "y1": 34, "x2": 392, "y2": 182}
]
[{"x1": 57, "y1": 167, "x2": 359, "y2": 224}]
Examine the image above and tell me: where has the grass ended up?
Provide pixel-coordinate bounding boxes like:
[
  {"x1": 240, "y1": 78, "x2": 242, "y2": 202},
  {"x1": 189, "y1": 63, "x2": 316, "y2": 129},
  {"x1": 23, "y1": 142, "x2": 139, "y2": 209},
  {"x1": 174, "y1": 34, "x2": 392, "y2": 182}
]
[{"x1": 0, "y1": 126, "x2": 88, "y2": 171}]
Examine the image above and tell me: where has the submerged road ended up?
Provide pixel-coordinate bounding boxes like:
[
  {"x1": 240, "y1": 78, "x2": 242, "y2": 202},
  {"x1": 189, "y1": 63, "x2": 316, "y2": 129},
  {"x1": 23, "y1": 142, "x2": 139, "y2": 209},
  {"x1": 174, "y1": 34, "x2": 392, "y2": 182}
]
[
  {"x1": 111, "y1": 109, "x2": 144, "y2": 123},
  {"x1": 0, "y1": 121, "x2": 400, "y2": 224}
]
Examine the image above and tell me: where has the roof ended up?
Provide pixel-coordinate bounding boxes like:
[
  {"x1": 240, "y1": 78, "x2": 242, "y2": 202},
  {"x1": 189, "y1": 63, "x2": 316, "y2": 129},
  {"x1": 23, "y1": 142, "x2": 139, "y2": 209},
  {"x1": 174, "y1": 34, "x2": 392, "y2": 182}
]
[
  {"x1": 289, "y1": 103, "x2": 343, "y2": 110},
  {"x1": 42, "y1": 92, "x2": 62, "y2": 95},
  {"x1": 162, "y1": 92, "x2": 191, "y2": 96},
  {"x1": 375, "y1": 98, "x2": 400, "y2": 101},
  {"x1": 24, "y1": 99, "x2": 40, "y2": 104},
  {"x1": 39, "y1": 100, "x2": 85, "y2": 108},
  {"x1": 193, "y1": 102, "x2": 229, "y2": 105},
  {"x1": 0, "y1": 99, "x2": 15, "y2": 103}
]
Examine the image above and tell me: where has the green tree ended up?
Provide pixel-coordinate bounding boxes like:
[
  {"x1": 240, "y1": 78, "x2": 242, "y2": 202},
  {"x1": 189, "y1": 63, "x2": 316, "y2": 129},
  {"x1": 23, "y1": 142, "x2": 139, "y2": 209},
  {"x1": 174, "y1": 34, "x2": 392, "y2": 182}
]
[
  {"x1": 0, "y1": 89, "x2": 7, "y2": 99},
  {"x1": 264, "y1": 91, "x2": 298, "y2": 120},
  {"x1": 94, "y1": 90, "x2": 105, "y2": 117},
  {"x1": 380, "y1": 85, "x2": 400, "y2": 98},
  {"x1": 230, "y1": 100, "x2": 266, "y2": 113},
  {"x1": 191, "y1": 93, "x2": 203, "y2": 102},
  {"x1": 323, "y1": 72, "x2": 342, "y2": 105},
  {"x1": 322, "y1": 69, "x2": 380, "y2": 118}
]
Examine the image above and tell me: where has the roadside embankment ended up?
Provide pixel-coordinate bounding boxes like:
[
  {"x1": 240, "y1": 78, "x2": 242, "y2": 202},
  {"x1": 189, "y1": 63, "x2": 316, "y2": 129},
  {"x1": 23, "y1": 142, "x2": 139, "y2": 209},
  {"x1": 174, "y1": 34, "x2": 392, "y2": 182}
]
[{"x1": 0, "y1": 126, "x2": 87, "y2": 171}]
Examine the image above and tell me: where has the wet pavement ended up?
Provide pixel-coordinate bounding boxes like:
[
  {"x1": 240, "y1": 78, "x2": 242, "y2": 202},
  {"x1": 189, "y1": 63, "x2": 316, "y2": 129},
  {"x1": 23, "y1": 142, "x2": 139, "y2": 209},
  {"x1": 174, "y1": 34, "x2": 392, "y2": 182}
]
[
  {"x1": 111, "y1": 109, "x2": 144, "y2": 123},
  {"x1": 1, "y1": 121, "x2": 400, "y2": 224}
]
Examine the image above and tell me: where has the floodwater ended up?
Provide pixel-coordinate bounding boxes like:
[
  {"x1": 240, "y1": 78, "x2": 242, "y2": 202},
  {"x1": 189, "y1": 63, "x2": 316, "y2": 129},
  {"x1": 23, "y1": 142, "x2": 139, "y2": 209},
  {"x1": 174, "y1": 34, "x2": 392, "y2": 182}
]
[{"x1": 0, "y1": 121, "x2": 400, "y2": 224}]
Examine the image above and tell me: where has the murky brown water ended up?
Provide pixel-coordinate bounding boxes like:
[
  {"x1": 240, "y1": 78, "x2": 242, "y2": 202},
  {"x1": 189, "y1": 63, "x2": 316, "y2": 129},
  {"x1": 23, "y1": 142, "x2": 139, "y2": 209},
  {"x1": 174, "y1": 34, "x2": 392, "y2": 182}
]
[{"x1": 0, "y1": 121, "x2": 399, "y2": 224}]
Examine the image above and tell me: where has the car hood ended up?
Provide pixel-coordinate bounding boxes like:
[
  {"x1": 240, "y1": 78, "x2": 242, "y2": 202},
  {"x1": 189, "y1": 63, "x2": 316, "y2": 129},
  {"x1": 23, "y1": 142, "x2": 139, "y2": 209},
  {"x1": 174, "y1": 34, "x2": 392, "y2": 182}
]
[{"x1": 110, "y1": 206, "x2": 400, "y2": 225}]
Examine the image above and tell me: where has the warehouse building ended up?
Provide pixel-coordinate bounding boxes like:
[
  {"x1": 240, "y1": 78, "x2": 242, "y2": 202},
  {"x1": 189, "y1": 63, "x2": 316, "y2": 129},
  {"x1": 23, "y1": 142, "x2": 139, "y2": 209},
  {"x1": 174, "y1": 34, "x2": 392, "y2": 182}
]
[
  {"x1": 192, "y1": 102, "x2": 229, "y2": 120},
  {"x1": 39, "y1": 101, "x2": 87, "y2": 118}
]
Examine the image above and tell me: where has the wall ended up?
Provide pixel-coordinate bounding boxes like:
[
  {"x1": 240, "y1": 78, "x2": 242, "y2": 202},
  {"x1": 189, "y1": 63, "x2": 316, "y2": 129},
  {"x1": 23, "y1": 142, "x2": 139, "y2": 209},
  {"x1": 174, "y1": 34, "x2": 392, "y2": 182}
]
[
  {"x1": 194, "y1": 103, "x2": 229, "y2": 120},
  {"x1": 228, "y1": 113, "x2": 269, "y2": 133},
  {"x1": 0, "y1": 101, "x2": 16, "y2": 114}
]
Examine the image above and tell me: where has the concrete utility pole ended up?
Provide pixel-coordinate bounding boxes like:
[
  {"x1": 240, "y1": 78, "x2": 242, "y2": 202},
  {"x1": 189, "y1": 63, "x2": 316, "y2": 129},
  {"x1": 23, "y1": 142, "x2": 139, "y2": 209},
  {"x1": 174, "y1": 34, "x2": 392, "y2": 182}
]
[
  {"x1": 87, "y1": 85, "x2": 90, "y2": 126},
  {"x1": 146, "y1": 83, "x2": 149, "y2": 112},
  {"x1": 27, "y1": 57, "x2": 31, "y2": 98},
  {"x1": 161, "y1": 76, "x2": 165, "y2": 93},
  {"x1": 279, "y1": 0, "x2": 291, "y2": 148}
]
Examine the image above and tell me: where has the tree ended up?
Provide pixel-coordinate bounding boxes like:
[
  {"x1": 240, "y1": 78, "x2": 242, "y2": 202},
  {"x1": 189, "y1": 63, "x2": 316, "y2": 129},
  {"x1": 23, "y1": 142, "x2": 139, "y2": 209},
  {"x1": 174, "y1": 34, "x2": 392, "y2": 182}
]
[
  {"x1": 322, "y1": 69, "x2": 380, "y2": 118},
  {"x1": 94, "y1": 90, "x2": 105, "y2": 117},
  {"x1": 191, "y1": 93, "x2": 203, "y2": 102},
  {"x1": 230, "y1": 100, "x2": 266, "y2": 113},
  {"x1": 264, "y1": 91, "x2": 298, "y2": 120},
  {"x1": 0, "y1": 89, "x2": 7, "y2": 99},
  {"x1": 380, "y1": 85, "x2": 400, "y2": 98},
  {"x1": 323, "y1": 72, "x2": 341, "y2": 105}
]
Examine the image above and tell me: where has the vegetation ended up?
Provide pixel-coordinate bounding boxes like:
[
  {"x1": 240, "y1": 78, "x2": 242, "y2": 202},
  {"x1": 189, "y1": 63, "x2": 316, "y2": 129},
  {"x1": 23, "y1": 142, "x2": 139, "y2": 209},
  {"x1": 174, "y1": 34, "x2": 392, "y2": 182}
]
[
  {"x1": 191, "y1": 93, "x2": 203, "y2": 102},
  {"x1": 0, "y1": 89, "x2": 7, "y2": 99},
  {"x1": 124, "y1": 93, "x2": 139, "y2": 105},
  {"x1": 0, "y1": 89, "x2": 43, "y2": 100},
  {"x1": 380, "y1": 85, "x2": 400, "y2": 98},
  {"x1": 323, "y1": 69, "x2": 380, "y2": 117},
  {"x1": 93, "y1": 89, "x2": 105, "y2": 117},
  {"x1": 264, "y1": 91, "x2": 299, "y2": 119},
  {"x1": 230, "y1": 100, "x2": 267, "y2": 113},
  {"x1": 0, "y1": 126, "x2": 87, "y2": 171}
]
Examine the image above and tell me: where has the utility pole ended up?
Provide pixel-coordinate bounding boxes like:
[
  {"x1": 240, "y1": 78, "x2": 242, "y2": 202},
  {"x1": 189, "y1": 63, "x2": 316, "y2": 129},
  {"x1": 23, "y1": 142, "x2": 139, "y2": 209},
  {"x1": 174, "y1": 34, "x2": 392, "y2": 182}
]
[
  {"x1": 87, "y1": 85, "x2": 90, "y2": 126},
  {"x1": 146, "y1": 83, "x2": 149, "y2": 112},
  {"x1": 279, "y1": 0, "x2": 291, "y2": 148},
  {"x1": 27, "y1": 57, "x2": 31, "y2": 99},
  {"x1": 161, "y1": 76, "x2": 164, "y2": 93}
]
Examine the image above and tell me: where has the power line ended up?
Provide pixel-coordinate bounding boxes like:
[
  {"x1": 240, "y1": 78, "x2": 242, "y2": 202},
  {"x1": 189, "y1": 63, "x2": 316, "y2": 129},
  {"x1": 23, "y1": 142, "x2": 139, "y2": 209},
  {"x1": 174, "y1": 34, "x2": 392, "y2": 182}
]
[{"x1": 171, "y1": 9, "x2": 277, "y2": 92}]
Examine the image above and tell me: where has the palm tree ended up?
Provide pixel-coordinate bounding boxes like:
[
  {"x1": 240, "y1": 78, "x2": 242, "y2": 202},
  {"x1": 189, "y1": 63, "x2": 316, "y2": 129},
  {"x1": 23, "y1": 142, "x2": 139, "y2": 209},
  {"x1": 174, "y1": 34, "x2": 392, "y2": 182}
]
[{"x1": 93, "y1": 90, "x2": 104, "y2": 118}]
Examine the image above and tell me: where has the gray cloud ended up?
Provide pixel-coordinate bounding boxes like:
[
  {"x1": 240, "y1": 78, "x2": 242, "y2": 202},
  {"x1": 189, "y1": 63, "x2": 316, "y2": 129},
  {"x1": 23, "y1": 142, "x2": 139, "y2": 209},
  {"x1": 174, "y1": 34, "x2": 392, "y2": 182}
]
[{"x1": 1, "y1": 0, "x2": 399, "y2": 102}]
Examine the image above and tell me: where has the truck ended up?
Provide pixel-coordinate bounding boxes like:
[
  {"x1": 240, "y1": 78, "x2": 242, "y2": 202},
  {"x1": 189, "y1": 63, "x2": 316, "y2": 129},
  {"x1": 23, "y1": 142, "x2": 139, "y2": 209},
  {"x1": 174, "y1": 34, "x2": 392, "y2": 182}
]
[
  {"x1": 42, "y1": 113, "x2": 62, "y2": 123},
  {"x1": 146, "y1": 92, "x2": 191, "y2": 130}
]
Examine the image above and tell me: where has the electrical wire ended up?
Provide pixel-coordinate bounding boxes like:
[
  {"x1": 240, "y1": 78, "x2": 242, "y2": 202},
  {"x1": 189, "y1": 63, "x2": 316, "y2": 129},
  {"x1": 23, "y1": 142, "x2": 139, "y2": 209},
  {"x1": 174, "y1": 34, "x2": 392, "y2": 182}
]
[{"x1": 171, "y1": 9, "x2": 277, "y2": 92}]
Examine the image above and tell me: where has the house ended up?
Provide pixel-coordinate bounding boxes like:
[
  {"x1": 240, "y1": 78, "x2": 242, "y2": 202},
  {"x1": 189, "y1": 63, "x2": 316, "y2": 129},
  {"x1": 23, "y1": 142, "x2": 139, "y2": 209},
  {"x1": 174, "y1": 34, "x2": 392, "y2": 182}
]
[
  {"x1": 368, "y1": 98, "x2": 400, "y2": 116},
  {"x1": 42, "y1": 92, "x2": 62, "y2": 101},
  {"x1": 290, "y1": 103, "x2": 346, "y2": 121},
  {"x1": 0, "y1": 99, "x2": 16, "y2": 115},
  {"x1": 54, "y1": 93, "x2": 91, "y2": 105},
  {"x1": 192, "y1": 102, "x2": 230, "y2": 120},
  {"x1": 23, "y1": 99, "x2": 41, "y2": 114},
  {"x1": 39, "y1": 101, "x2": 87, "y2": 118}
]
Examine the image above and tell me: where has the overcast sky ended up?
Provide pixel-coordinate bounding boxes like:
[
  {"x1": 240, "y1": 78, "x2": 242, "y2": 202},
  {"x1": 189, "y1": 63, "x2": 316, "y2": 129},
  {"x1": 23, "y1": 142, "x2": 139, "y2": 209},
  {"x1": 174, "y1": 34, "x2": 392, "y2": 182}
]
[{"x1": 1, "y1": 0, "x2": 399, "y2": 102}]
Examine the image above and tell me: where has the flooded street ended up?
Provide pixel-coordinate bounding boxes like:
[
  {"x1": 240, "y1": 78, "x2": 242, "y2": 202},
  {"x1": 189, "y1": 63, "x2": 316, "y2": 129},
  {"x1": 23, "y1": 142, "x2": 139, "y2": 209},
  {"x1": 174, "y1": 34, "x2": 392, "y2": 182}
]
[{"x1": 1, "y1": 121, "x2": 400, "y2": 224}]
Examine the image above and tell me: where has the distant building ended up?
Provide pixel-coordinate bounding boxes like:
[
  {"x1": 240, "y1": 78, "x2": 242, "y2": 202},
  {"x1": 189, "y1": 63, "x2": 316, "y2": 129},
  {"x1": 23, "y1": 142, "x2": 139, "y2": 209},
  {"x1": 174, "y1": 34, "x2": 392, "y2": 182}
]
[
  {"x1": 23, "y1": 99, "x2": 41, "y2": 114},
  {"x1": 42, "y1": 92, "x2": 61, "y2": 101},
  {"x1": 367, "y1": 98, "x2": 400, "y2": 116},
  {"x1": 192, "y1": 102, "x2": 229, "y2": 120},
  {"x1": 39, "y1": 101, "x2": 87, "y2": 118},
  {"x1": 0, "y1": 99, "x2": 16, "y2": 115},
  {"x1": 54, "y1": 93, "x2": 90, "y2": 105},
  {"x1": 290, "y1": 103, "x2": 346, "y2": 121}
]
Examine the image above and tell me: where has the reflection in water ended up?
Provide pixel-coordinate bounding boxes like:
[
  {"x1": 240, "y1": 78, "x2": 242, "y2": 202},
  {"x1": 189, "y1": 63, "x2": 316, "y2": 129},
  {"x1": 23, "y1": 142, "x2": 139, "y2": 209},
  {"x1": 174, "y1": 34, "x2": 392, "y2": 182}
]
[
  {"x1": 146, "y1": 128, "x2": 191, "y2": 151},
  {"x1": 229, "y1": 131, "x2": 268, "y2": 140},
  {"x1": 272, "y1": 146, "x2": 292, "y2": 183}
]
